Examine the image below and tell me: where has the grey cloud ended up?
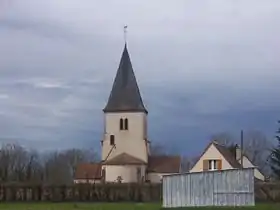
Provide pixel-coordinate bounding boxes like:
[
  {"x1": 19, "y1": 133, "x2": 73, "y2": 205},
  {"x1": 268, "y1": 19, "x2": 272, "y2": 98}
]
[
  {"x1": 0, "y1": 0, "x2": 280, "y2": 154},
  {"x1": 0, "y1": 18, "x2": 81, "y2": 43}
]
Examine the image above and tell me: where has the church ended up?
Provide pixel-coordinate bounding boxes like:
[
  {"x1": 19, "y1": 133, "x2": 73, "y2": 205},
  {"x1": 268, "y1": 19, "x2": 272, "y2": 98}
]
[{"x1": 74, "y1": 44, "x2": 181, "y2": 183}]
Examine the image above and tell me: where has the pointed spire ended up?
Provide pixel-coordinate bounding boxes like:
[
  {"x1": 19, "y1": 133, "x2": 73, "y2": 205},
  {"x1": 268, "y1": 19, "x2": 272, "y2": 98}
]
[{"x1": 103, "y1": 45, "x2": 147, "y2": 113}]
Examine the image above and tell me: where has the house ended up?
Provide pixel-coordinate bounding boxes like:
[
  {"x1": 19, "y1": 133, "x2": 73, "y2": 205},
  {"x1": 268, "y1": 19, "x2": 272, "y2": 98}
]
[
  {"x1": 189, "y1": 140, "x2": 265, "y2": 181},
  {"x1": 74, "y1": 43, "x2": 181, "y2": 183},
  {"x1": 74, "y1": 163, "x2": 102, "y2": 184}
]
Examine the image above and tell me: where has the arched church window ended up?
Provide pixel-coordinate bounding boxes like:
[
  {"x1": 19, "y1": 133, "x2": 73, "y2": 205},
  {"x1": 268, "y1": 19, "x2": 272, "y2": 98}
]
[
  {"x1": 124, "y1": 118, "x2": 128, "y2": 130},
  {"x1": 110, "y1": 135, "x2": 115, "y2": 145},
  {"x1": 119, "y1": 119, "x2": 124, "y2": 130}
]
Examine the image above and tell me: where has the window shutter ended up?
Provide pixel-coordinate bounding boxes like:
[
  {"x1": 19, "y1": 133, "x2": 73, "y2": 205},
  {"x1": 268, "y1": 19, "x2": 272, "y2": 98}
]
[
  {"x1": 217, "y1": 160, "x2": 222, "y2": 170},
  {"x1": 203, "y1": 160, "x2": 208, "y2": 171}
]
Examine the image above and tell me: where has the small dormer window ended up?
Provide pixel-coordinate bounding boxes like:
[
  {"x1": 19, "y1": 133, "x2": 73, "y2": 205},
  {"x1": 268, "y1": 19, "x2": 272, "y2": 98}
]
[
  {"x1": 204, "y1": 159, "x2": 222, "y2": 171},
  {"x1": 208, "y1": 160, "x2": 218, "y2": 170},
  {"x1": 124, "y1": 118, "x2": 128, "y2": 130},
  {"x1": 110, "y1": 135, "x2": 115, "y2": 145}
]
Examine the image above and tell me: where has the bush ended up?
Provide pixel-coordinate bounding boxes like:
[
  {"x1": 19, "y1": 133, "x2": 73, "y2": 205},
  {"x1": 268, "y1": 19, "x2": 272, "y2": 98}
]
[{"x1": 0, "y1": 183, "x2": 161, "y2": 202}]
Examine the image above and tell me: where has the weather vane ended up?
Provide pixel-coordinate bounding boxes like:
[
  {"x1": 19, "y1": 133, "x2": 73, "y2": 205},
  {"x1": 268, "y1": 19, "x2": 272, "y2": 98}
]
[{"x1": 124, "y1": 25, "x2": 128, "y2": 44}]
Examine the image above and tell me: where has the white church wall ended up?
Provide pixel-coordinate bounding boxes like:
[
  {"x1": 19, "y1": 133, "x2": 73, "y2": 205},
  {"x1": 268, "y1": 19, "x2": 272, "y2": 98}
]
[
  {"x1": 103, "y1": 165, "x2": 146, "y2": 183},
  {"x1": 102, "y1": 112, "x2": 148, "y2": 163}
]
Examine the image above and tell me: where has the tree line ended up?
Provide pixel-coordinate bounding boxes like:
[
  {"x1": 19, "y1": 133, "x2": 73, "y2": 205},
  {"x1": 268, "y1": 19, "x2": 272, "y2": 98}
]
[
  {"x1": 1, "y1": 121, "x2": 280, "y2": 185},
  {"x1": 269, "y1": 121, "x2": 280, "y2": 179},
  {"x1": 0, "y1": 144, "x2": 97, "y2": 185},
  {"x1": 208, "y1": 121, "x2": 280, "y2": 180}
]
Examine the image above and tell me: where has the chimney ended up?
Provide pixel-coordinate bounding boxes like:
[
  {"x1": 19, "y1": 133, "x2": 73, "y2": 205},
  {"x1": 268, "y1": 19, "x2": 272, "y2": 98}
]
[{"x1": 235, "y1": 144, "x2": 242, "y2": 162}]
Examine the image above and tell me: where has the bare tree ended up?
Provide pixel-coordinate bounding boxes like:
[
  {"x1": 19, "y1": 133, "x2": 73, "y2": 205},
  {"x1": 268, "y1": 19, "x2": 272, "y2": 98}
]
[
  {"x1": 0, "y1": 142, "x2": 98, "y2": 185},
  {"x1": 62, "y1": 148, "x2": 98, "y2": 178},
  {"x1": 150, "y1": 143, "x2": 169, "y2": 156},
  {"x1": 243, "y1": 130, "x2": 272, "y2": 173},
  {"x1": 0, "y1": 143, "x2": 43, "y2": 183},
  {"x1": 0, "y1": 144, "x2": 28, "y2": 182},
  {"x1": 210, "y1": 132, "x2": 236, "y2": 146},
  {"x1": 210, "y1": 130, "x2": 271, "y2": 174},
  {"x1": 180, "y1": 156, "x2": 196, "y2": 172},
  {"x1": 26, "y1": 150, "x2": 44, "y2": 183},
  {"x1": 42, "y1": 148, "x2": 98, "y2": 184}
]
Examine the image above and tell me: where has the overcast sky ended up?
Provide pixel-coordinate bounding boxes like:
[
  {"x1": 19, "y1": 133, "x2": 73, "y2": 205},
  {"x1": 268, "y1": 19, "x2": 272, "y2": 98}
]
[{"x1": 0, "y1": 0, "x2": 280, "y2": 156}]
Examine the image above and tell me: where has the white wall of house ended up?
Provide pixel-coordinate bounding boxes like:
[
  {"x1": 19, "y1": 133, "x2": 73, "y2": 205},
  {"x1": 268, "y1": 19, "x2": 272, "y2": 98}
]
[
  {"x1": 102, "y1": 112, "x2": 148, "y2": 163},
  {"x1": 189, "y1": 144, "x2": 233, "y2": 172},
  {"x1": 103, "y1": 165, "x2": 146, "y2": 183},
  {"x1": 239, "y1": 156, "x2": 265, "y2": 181}
]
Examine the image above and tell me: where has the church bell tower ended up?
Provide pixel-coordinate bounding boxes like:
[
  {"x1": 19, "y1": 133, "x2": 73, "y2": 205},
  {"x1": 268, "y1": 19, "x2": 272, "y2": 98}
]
[{"x1": 101, "y1": 44, "x2": 149, "y2": 163}]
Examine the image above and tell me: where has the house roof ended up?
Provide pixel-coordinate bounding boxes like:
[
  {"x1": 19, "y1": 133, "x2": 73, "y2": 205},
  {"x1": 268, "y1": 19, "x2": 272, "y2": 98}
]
[
  {"x1": 103, "y1": 153, "x2": 147, "y2": 165},
  {"x1": 147, "y1": 155, "x2": 181, "y2": 173},
  {"x1": 213, "y1": 142, "x2": 242, "y2": 168},
  {"x1": 239, "y1": 153, "x2": 266, "y2": 177},
  {"x1": 103, "y1": 44, "x2": 147, "y2": 113},
  {"x1": 191, "y1": 141, "x2": 242, "y2": 170},
  {"x1": 191, "y1": 141, "x2": 267, "y2": 178},
  {"x1": 74, "y1": 163, "x2": 102, "y2": 180}
]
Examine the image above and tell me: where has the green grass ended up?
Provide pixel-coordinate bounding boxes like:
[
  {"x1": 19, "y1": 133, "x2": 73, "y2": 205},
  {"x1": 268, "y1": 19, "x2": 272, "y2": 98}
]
[{"x1": 0, "y1": 203, "x2": 279, "y2": 210}]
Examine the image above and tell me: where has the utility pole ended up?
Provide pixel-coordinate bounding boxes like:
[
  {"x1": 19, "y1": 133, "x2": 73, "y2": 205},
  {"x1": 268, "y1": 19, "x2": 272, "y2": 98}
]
[{"x1": 240, "y1": 130, "x2": 244, "y2": 168}]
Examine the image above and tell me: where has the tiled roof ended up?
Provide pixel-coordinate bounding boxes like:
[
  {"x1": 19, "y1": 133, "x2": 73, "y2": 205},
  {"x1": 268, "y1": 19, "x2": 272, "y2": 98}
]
[
  {"x1": 103, "y1": 153, "x2": 146, "y2": 165},
  {"x1": 147, "y1": 155, "x2": 181, "y2": 173},
  {"x1": 103, "y1": 44, "x2": 147, "y2": 113},
  {"x1": 74, "y1": 163, "x2": 102, "y2": 179},
  {"x1": 213, "y1": 142, "x2": 242, "y2": 168}
]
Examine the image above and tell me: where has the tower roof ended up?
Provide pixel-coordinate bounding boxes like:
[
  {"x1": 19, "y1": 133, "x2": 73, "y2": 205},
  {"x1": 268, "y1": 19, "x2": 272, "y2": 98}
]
[{"x1": 103, "y1": 44, "x2": 147, "y2": 113}]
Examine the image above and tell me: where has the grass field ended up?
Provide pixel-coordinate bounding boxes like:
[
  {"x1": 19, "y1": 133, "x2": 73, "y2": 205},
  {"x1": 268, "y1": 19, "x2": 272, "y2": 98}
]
[{"x1": 0, "y1": 203, "x2": 279, "y2": 210}]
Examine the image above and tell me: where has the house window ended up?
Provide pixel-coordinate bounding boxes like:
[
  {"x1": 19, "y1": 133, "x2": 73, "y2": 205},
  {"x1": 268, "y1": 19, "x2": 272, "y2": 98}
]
[
  {"x1": 208, "y1": 160, "x2": 217, "y2": 170},
  {"x1": 120, "y1": 119, "x2": 124, "y2": 130},
  {"x1": 110, "y1": 135, "x2": 115, "y2": 145},
  {"x1": 124, "y1": 118, "x2": 128, "y2": 130}
]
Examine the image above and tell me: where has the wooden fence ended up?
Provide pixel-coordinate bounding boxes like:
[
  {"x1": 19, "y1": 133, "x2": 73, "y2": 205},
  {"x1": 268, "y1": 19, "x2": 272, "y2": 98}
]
[{"x1": 0, "y1": 182, "x2": 279, "y2": 202}]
